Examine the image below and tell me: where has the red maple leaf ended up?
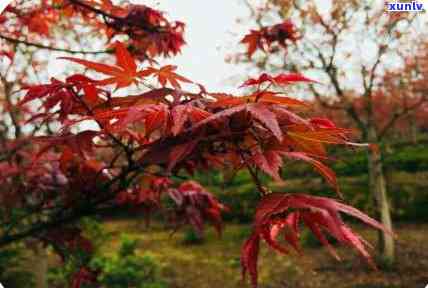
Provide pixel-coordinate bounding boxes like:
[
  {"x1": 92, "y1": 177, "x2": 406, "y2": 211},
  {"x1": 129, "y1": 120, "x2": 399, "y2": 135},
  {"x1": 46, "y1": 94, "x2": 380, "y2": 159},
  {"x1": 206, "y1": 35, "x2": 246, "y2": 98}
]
[
  {"x1": 139, "y1": 65, "x2": 192, "y2": 89},
  {"x1": 251, "y1": 150, "x2": 283, "y2": 181},
  {"x1": 241, "y1": 20, "x2": 299, "y2": 59},
  {"x1": 241, "y1": 30, "x2": 263, "y2": 58},
  {"x1": 247, "y1": 103, "x2": 283, "y2": 141},
  {"x1": 282, "y1": 152, "x2": 339, "y2": 194},
  {"x1": 61, "y1": 42, "x2": 142, "y2": 89},
  {"x1": 241, "y1": 193, "x2": 393, "y2": 288}
]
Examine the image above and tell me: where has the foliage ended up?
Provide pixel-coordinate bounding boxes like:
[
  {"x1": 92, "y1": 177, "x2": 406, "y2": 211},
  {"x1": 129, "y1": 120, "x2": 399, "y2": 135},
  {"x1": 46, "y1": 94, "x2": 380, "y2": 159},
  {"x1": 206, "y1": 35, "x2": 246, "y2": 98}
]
[
  {"x1": 49, "y1": 220, "x2": 166, "y2": 288},
  {"x1": 0, "y1": 245, "x2": 34, "y2": 288},
  {"x1": 236, "y1": 0, "x2": 428, "y2": 141},
  {"x1": 80, "y1": 217, "x2": 112, "y2": 249},
  {"x1": 0, "y1": 0, "x2": 184, "y2": 61},
  {"x1": 241, "y1": 21, "x2": 299, "y2": 58},
  {"x1": 182, "y1": 229, "x2": 205, "y2": 245},
  {"x1": 0, "y1": 1, "x2": 399, "y2": 287},
  {"x1": 241, "y1": 193, "x2": 392, "y2": 287},
  {"x1": 237, "y1": 0, "x2": 428, "y2": 262},
  {"x1": 280, "y1": 141, "x2": 428, "y2": 177},
  {"x1": 202, "y1": 143, "x2": 428, "y2": 224},
  {"x1": 384, "y1": 143, "x2": 428, "y2": 172},
  {"x1": 48, "y1": 218, "x2": 110, "y2": 288},
  {"x1": 90, "y1": 235, "x2": 167, "y2": 288}
]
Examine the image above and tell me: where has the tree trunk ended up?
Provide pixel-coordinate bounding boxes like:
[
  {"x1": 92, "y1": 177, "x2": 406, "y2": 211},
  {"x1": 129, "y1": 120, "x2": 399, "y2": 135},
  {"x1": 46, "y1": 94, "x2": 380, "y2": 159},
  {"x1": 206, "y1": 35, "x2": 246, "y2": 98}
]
[
  {"x1": 29, "y1": 241, "x2": 48, "y2": 288},
  {"x1": 367, "y1": 127, "x2": 395, "y2": 263},
  {"x1": 408, "y1": 111, "x2": 418, "y2": 144}
]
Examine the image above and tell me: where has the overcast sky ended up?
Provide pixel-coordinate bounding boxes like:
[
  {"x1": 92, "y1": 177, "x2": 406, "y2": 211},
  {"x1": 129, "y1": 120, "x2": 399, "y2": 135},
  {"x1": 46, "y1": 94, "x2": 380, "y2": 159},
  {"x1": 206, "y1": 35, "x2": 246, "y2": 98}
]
[{"x1": 134, "y1": 0, "x2": 251, "y2": 92}]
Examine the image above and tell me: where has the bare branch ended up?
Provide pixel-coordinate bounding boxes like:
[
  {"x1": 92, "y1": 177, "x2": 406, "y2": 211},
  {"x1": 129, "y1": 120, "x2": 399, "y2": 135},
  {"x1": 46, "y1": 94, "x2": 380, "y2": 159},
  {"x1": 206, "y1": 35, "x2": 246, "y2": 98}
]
[
  {"x1": 378, "y1": 95, "x2": 427, "y2": 139},
  {"x1": 0, "y1": 34, "x2": 110, "y2": 55}
]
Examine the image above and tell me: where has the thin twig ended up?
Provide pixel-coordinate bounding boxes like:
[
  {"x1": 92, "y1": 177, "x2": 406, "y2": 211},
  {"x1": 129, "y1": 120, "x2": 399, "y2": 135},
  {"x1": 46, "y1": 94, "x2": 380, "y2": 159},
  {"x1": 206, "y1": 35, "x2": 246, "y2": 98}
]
[{"x1": 0, "y1": 34, "x2": 110, "y2": 55}]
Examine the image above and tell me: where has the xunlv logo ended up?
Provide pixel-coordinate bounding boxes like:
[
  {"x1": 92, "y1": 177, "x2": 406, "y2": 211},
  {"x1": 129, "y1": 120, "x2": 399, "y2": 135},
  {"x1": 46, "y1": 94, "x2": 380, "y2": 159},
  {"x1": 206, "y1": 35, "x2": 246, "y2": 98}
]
[{"x1": 386, "y1": 1, "x2": 425, "y2": 11}]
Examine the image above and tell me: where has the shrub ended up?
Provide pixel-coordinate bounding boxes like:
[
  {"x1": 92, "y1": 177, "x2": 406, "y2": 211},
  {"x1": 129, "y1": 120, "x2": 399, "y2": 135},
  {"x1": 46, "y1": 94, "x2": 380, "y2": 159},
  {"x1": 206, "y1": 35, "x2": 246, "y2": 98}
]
[
  {"x1": 48, "y1": 219, "x2": 167, "y2": 288},
  {"x1": 91, "y1": 235, "x2": 167, "y2": 288},
  {"x1": 0, "y1": 246, "x2": 34, "y2": 288},
  {"x1": 182, "y1": 229, "x2": 204, "y2": 245}
]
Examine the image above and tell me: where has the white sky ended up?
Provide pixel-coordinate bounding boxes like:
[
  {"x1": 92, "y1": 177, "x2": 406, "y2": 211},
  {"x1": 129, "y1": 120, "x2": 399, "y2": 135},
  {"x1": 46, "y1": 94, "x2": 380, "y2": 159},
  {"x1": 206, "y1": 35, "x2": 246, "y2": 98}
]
[{"x1": 135, "y1": 0, "x2": 251, "y2": 92}]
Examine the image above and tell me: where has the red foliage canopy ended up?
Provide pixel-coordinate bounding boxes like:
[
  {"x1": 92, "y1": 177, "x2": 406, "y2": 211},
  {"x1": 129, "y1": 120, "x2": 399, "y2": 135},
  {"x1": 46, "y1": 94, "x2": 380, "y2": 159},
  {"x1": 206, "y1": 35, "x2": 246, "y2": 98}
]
[{"x1": 0, "y1": 2, "x2": 389, "y2": 287}]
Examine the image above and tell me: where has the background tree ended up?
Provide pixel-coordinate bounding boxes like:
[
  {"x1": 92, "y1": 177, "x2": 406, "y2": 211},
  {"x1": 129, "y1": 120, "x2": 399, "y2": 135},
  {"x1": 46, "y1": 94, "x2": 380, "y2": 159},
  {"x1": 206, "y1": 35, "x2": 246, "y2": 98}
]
[
  {"x1": 236, "y1": 0, "x2": 428, "y2": 263},
  {"x1": 1, "y1": 1, "x2": 393, "y2": 287},
  {"x1": 0, "y1": 1, "x2": 185, "y2": 287}
]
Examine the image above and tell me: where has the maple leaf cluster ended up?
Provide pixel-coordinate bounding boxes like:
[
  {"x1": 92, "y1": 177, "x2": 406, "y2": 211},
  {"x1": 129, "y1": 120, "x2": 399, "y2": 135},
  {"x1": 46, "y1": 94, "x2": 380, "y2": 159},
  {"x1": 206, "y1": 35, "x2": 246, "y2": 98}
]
[
  {"x1": 241, "y1": 20, "x2": 299, "y2": 58},
  {"x1": 108, "y1": 4, "x2": 186, "y2": 59},
  {"x1": 0, "y1": 0, "x2": 185, "y2": 60},
  {"x1": 168, "y1": 181, "x2": 229, "y2": 236},
  {"x1": 43, "y1": 227, "x2": 100, "y2": 288},
  {"x1": 0, "y1": 3, "x2": 391, "y2": 287},
  {"x1": 6, "y1": 40, "x2": 389, "y2": 287},
  {"x1": 241, "y1": 193, "x2": 392, "y2": 287},
  {"x1": 116, "y1": 177, "x2": 228, "y2": 236}
]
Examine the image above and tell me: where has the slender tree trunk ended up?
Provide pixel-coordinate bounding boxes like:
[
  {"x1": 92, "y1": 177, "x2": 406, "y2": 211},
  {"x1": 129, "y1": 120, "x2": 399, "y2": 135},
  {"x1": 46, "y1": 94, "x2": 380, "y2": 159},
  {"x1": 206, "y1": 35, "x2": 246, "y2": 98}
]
[
  {"x1": 367, "y1": 126, "x2": 395, "y2": 263},
  {"x1": 27, "y1": 240, "x2": 48, "y2": 288},
  {"x1": 408, "y1": 111, "x2": 418, "y2": 144},
  {"x1": 34, "y1": 243, "x2": 48, "y2": 288}
]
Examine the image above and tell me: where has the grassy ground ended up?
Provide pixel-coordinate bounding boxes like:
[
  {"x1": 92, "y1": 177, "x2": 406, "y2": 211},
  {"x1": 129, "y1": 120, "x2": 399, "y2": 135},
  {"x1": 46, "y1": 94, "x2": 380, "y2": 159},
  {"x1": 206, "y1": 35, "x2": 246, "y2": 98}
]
[{"x1": 103, "y1": 220, "x2": 428, "y2": 288}]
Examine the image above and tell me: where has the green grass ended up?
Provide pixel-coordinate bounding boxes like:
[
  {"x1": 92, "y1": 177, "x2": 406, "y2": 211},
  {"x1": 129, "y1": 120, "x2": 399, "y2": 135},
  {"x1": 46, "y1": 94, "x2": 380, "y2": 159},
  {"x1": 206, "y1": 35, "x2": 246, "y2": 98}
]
[{"x1": 99, "y1": 221, "x2": 428, "y2": 288}]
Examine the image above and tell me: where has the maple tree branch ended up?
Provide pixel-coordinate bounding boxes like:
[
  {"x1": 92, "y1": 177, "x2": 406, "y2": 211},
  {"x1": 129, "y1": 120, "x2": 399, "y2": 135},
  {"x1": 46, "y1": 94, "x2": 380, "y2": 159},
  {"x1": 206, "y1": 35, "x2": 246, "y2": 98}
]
[
  {"x1": 0, "y1": 34, "x2": 110, "y2": 55},
  {"x1": 69, "y1": 87, "x2": 134, "y2": 161},
  {"x1": 0, "y1": 159, "x2": 143, "y2": 247},
  {"x1": 361, "y1": 17, "x2": 413, "y2": 140},
  {"x1": 235, "y1": 143, "x2": 266, "y2": 196},
  {"x1": 68, "y1": 0, "x2": 122, "y2": 21},
  {"x1": 243, "y1": 0, "x2": 264, "y2": 28},
  {"x1": 308, "y1": 83, "x2": 343, "y2": 110},
  {"x1": 0, "y1": 203, "x2": 110, "y2": 247},
  {"x1": 378, "y1": 96, "x2": 427, "y2": 140},
  {"x1": 68, "y1": 0, "x2": 166, "y2": 35},
  {"x1": 0, "y1": 75, "x2": 21, "y2": 139},
  {"x1": 246, "y1": 164, "x2": 267, "y2": 196},
  {"x1": 297, "y1": 6, "x2": 376, "y2": 138},
  {"x1": 309, "y1": 42, "x2": 367, "y2": 135}
]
